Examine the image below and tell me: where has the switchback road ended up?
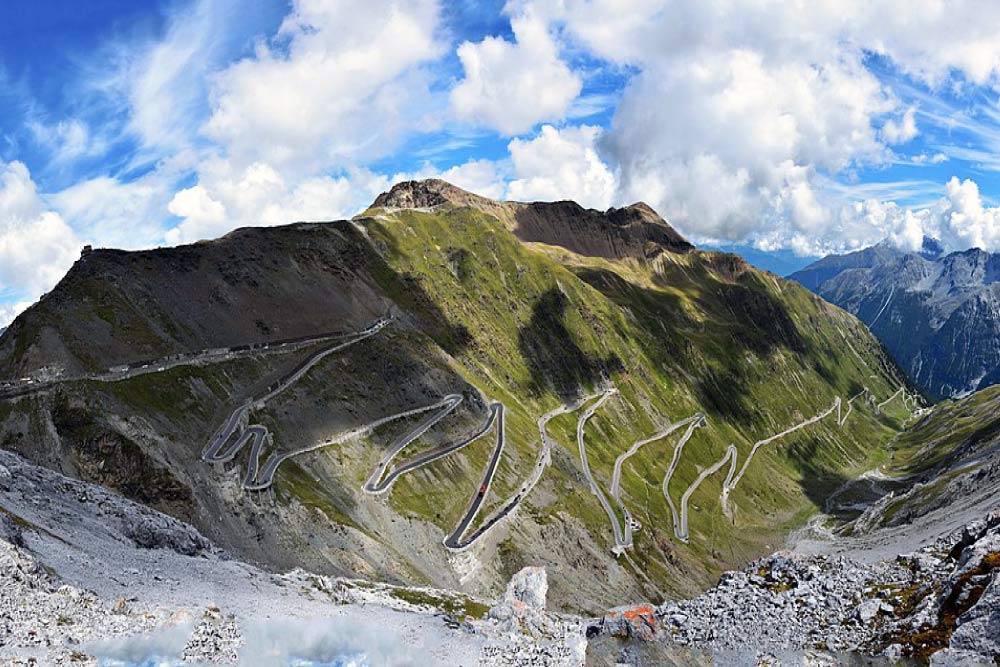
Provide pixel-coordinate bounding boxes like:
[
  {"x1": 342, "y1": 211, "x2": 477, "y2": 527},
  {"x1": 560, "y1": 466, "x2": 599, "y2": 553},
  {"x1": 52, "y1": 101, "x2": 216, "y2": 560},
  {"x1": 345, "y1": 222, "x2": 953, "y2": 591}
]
[{"x1": 574, "y1": 388, "x2": 626, "y2": 553}]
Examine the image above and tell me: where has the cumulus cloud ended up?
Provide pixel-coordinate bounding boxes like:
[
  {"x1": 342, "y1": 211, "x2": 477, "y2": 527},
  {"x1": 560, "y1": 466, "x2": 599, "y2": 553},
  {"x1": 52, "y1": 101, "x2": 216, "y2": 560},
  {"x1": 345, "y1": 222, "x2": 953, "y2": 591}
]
[
  {"x1": 607, "y1": 49, "x2": 890, "y2": 240},
  {"x1": 164, "y1": 158, "x2": 390, "y2": 244},
  {"x1": 507, "y1": 124, "x2": 616, "y2": 209},
  {"x1": 451, "y1": 10, "x2": 581, "y2": 136},
  {"x1": 52, "y1": 166, "x2": 182, "y2": 251},
  {"x1": 511, "y1": 0, "x2": 1000, "y2": 250},
  {"x1": 935, "y1": 176, "x2": 1000, "y2": 252},
  {"x1": 203, "y1": 0, "x2": 444, "y2": 173},
  {"x1": 753, "y1": 174, "x2": 1000, "y2": 257},
  {"x1": 0, "y1": 161, "x2": 82, "y2": 305},
  {"x1": 158, "y1": 0, "x2": 451, "y2": 245},
  {"x1": 881, "y1": 106, "x2": 919, "y2": 144}
]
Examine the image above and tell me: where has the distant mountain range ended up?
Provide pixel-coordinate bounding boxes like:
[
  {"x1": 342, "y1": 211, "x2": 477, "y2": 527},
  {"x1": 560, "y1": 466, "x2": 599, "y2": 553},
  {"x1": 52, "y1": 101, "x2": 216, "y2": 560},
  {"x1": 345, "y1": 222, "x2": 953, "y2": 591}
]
[
  {"x1": 703, "y1": 244, "x2": 820, "y2": 277},
  {"x1": 791, "y1": 237, "x2": 1000, "y2": 399}
]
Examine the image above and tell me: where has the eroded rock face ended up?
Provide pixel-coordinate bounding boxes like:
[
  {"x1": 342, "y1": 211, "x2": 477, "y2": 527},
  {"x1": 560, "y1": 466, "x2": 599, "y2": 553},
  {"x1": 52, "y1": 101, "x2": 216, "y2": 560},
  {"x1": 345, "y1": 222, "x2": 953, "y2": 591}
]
[
  {"x1": 506, "y1": 566, "x2": 548, "y2": 611},
  {"x1": 599, "y1": 604, "x2": 657, "y2": 641},
  {"x1": 489, "y1": 566, "x2": 553, "y2": 637},
  {"x1": 123, "y1": 513, "x2": 211, "y2": 556}
]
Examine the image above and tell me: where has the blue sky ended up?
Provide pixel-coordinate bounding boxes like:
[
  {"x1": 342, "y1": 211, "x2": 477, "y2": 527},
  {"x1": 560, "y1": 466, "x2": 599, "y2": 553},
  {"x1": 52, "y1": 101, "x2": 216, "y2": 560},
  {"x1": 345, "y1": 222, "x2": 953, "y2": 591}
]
[{"x1": 5, "y1": 0, "x2": 1000, "y2": 322}]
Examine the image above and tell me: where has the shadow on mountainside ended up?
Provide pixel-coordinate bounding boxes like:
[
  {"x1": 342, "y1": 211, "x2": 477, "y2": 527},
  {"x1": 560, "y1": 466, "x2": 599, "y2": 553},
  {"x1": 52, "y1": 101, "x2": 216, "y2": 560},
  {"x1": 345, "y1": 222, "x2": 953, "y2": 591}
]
[
  {"x1": 517, "y1": 288, "x2": 623, "y2": 397},
  {"x1": 575, "y1": 266, "x2": 811, "y2": 425},
  {"x1": 699, "y1": 281, "x2": 807, "y2": 356},
  {"x1": 785, "y1": 434, "x2": 855, "y2": 520}
]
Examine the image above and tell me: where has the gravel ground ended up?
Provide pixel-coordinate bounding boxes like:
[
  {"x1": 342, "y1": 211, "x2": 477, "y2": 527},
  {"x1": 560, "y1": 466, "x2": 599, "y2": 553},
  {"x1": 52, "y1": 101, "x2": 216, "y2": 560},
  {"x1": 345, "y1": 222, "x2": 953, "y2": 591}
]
[
  {"x1": 639, "y1": 514, "x2": 1000, "y2": 665},
  {"x1": 0, "y1": 449, "x2": 586, "y2": 666}
]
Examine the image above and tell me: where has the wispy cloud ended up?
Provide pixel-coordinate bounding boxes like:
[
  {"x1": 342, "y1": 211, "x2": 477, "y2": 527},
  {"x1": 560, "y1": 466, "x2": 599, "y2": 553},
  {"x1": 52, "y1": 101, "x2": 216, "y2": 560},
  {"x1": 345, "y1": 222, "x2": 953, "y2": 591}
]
[{"x1": 822, "y1": 177, "x2": 947, "y2": 208}]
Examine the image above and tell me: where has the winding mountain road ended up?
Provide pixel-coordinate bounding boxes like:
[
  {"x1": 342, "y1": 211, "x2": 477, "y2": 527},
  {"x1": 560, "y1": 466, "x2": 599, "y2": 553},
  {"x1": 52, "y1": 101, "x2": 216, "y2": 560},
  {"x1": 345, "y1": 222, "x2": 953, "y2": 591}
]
[
  {"x1": 674, "y1": 397, "x2": 843, "y2": 542},
  {"x1": 444, "y1": 391, "x2": 609, "y2": 551},
  {"x1": 201, "y1": 318, "x2": 391, "y2": 467},
  {"x1": 574, "y1": 387, "x2": 627, "y2": 553},
  {"x1": 443, "y1": 403, "x2": 505, "y2": 549},
  {"x1": 660, "y1": 415, "x2": 708, "y2": 539}
]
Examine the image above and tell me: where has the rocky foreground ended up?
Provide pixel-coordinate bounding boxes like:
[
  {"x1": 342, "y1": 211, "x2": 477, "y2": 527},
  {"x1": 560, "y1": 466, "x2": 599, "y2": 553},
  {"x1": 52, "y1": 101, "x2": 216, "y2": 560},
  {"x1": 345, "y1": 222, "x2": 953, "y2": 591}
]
[
  {"x1": 0, "y1": 448, "x2": 586, "y2": 666},
  {"x1": 1, "y1": 444, "x2": 998, "y2": 665},
  {"x1": 588, "y1": 515, "x2": 1000, "y2": 666}
]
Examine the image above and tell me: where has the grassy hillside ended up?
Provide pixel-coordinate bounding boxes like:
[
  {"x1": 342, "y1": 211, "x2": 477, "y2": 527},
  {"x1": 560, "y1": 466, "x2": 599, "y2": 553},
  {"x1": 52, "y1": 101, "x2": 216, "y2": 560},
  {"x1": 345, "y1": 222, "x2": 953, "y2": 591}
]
[
  {"x1": 853, "y1": 386, "x2": 1000, "y2": 530},
  {"x1": 0, "y1": 186, "x2": 911, "y2": 611},
  {"x1": 352, "y1": 204, "x2": 908, "y2": 598}
]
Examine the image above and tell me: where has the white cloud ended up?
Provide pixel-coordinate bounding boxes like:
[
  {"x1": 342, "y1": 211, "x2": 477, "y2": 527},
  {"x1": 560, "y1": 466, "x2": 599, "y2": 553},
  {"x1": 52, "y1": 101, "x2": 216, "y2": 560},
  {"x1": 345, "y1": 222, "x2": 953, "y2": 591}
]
[
  {"x1": 514, "y1": 0, "x2": 1000, "y2": 250},
  {"x1": 53, "y1": 168, "x2": 179, "y2": 251},
  {"x1": 755, "y1": 174, "x2": 1000, "y2": 257},
  {"x1": 935, "y1": 176, "x2": 1000, "y2": 252},
  {"x1": 0, "y1": 161, "x2": 82, "y2": 303},
  {"x1": 203, "y1": 0, "x2": 444, "y2": 173},
  {"x1": 881, "y1": 106, "x2": 919, "y2": 144},
  {"x1": 161, "y1": 0, "x2": 449, "y2": 246},
  {"x1": 164, "y1": 157, "x2": 390, "y2": 244},
  {"x1": 533, "y1": 0, "x2": 1000, "y2": 86},
  {"x1": 609, "y1": 49, "x2": 891, "y2": 240},
  {"x1": 507, "y1": 125, "x2": 615, "y2": 209},
  {"x1": 27, "y1": 119, "x2": 106, "y2": 164},
  {"x1": 911, "y1": 152, "x2": 948, "y2": 165},
  {"x1": 167, "y1": 184, "x2": 225, "y2": 231},
  {"x1": 451, "y1": 9, "x2": 581, "y2": 136},
  {"x1": 117, "y1": 0, "x2": 253, "y2": 154},
  {"x1": 0, "y1": 301, "x2": 32, "y2": 328}
]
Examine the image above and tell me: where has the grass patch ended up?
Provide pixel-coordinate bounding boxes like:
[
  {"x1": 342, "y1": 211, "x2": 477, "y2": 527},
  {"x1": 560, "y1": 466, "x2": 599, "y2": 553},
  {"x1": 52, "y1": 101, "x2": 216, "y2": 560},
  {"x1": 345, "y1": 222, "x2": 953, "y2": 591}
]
[{"x1": 386, "y1": 586, "x2": 490, "y2": 619}]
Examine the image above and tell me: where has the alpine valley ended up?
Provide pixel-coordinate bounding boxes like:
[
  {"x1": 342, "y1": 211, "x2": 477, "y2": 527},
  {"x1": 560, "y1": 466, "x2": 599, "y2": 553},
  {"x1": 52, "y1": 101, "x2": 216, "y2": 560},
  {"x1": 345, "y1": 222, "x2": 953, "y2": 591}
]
[{"x1": 2, "y1": 181, "x2": 1000, "y2": 665}]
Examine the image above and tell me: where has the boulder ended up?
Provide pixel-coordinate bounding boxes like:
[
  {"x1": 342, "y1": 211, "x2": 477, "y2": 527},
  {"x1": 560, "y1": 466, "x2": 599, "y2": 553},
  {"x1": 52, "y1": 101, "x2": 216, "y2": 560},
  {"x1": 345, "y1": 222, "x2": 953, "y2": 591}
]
[
  {"x1": 488, "y1": 567, "x2": 556, "y2": 638},
  {"x1": 123, "y1": 512, "x2": 210, "y2": 556},
  {"x1": 504, "y1": 566, "x2": 547, "y2": 611},
  {"x1": 600, "y1": 604, "x2": 657, "y2": 641}
]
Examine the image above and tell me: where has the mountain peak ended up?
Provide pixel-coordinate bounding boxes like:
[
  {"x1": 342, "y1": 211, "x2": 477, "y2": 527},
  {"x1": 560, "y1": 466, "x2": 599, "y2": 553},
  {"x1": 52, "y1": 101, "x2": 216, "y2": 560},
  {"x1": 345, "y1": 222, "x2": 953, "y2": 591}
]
[
  {"x1": 371, "y1": 179, "x2": 490, "y2": 210},
  {"x1": 369, "y1": 179, "x2": 693, "y2": 260}
]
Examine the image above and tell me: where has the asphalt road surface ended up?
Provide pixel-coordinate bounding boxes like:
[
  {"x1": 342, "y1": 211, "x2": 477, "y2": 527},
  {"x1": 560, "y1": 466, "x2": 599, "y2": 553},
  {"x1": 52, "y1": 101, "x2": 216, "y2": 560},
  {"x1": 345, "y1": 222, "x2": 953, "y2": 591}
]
[
  {"x1": 443, "y1": 403, "x2": 505, "y2": 549},
  {"x1": 574, "y1": 388, "x2": 626, "y2": 553}
]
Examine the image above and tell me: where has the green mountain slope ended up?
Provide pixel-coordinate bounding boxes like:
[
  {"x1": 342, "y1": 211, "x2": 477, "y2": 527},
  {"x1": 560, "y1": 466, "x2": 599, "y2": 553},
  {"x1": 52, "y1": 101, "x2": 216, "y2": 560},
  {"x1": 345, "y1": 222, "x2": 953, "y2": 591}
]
[
  {"x1": 843, "y1": 385, "x2": 1000, "y2": 532},
  {"x1": 0, "y1": 181, "x2": 911, "y2": 611}
]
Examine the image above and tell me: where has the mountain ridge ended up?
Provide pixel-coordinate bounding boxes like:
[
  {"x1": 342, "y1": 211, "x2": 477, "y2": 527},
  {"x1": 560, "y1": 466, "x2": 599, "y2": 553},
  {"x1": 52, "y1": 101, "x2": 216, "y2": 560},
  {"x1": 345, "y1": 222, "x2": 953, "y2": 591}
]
[
  {"x1": 790, "y1": 238, "x2": 1000, "y2": 399},
  {"x1": 371, "y1": 179, "x2": 694, "y2": 260}
]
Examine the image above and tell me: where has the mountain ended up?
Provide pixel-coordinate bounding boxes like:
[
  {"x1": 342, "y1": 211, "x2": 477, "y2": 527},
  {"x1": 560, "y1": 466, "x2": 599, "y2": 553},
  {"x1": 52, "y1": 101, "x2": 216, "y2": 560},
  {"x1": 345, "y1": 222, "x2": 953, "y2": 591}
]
[
  {"x1": 702, "y1": 244, "x2": 820, "y2": 277},
  {"x1": 790, "y1": 238, "x2": 1000, "y2": 399},
  {"x1": 0, "y1": 180, "x2": 911, "y2": 612}
]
